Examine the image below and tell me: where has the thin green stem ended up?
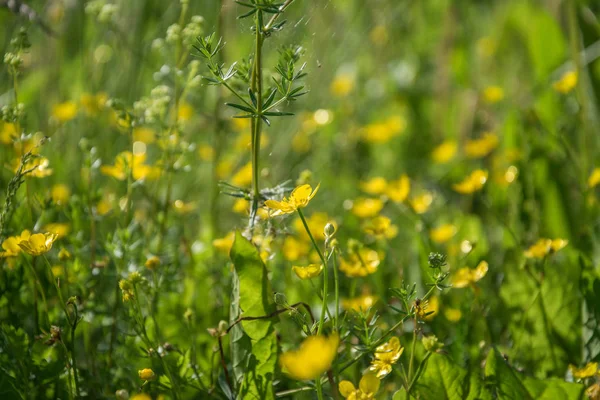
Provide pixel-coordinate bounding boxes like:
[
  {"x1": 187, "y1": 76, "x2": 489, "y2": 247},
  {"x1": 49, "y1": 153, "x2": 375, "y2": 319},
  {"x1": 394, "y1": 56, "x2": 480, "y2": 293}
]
[
  {"x1": 315, "y1": 378, "x2": 325, "y2": 400},
  {"x1": 408, "y1": 316, "x2": 418, "y2": 380},
  {"x1": 250, "y1": 11, "x2": 264, "y2": 229},
  {"x1": 332, "y1": 249, "x2": 340, "y2": 332},
  {"x1": 298, "y1": 209, "x2": 328, "y2": 334}
]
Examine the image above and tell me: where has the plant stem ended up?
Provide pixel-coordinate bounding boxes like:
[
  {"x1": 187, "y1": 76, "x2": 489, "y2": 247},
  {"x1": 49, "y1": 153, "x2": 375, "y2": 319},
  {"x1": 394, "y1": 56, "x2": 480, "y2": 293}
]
[
  {"x1": 332, "y1": 249, "x2": 340, "y2": 332},
  {"x1": 407, "y1": 316, "x2": 418, "y2": 381},
  {"x1": 315, "y1": 379, "x2": 325, "y2": 400},
  {"x1": 249, "y1": 11, "x2": 265, "y2": 229},
  {"x1": 297, "y1": 209, "x2": 328, "y2": 334}
]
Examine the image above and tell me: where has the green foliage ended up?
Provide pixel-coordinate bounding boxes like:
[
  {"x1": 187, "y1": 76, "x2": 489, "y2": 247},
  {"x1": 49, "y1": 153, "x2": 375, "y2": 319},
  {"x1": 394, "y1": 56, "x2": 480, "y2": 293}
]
[{"x1": 230, "y1": 232, "x2": 278, "y2": 400}]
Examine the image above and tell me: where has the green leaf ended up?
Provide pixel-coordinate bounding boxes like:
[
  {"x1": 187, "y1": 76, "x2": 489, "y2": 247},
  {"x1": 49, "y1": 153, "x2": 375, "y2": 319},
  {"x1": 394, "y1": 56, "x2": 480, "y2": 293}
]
[
  {"x1": 485, "y1": 348, "x2": 584, "y2": 400},
  {"x1": 230, "y1": 232, "x2": 278, "y2": 400},
  {"x1": 413, "y1": 353, "x2": 492, "y2": 400}
]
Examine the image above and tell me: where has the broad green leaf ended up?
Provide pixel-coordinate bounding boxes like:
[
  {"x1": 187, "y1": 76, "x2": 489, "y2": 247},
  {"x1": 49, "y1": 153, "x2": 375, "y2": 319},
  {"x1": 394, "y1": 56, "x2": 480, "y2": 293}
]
[
  {"x1": 485, "y1": 348, "x2": 531, "y2": 400},
  {"x1": 230, "y1": 232, "x2": 278, "y2": 400},
  {"x1": 499, "y1": 255, "x2": 581, "y2": 377},
  {"x1": 485, "y1": 348, "x2": 584, "y2": 400},
  {"x1": 413, "y1": 353, "x2": 492, "y2": 400}
]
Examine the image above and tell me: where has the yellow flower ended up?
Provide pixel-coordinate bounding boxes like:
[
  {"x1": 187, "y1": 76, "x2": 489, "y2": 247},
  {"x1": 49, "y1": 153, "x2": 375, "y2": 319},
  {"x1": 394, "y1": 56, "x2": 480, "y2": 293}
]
[
  {"x1": 51, "y1": 184, "x2": 71, "y2": 205},
  {"x1": 352, "y1": 198, "x2": 384, "y2": 218},
  {"x1": 293, "y1": 212, "x2": 333, "y2": 241},
  {"x1": 339, "y1": 248, "x2": 380, "y2": 278},
  {"x1": 369, "y1": 337, "x2": 403, "y2": 378},
  {"x1": 423, "y1": 296, "x2": 439, "y2": 321},
  {"x1": 465, "y1": 132, "x2": 498, "y2": 159},
  {"x1": 198, "y1": 144, "x2": 214, "y2": 161},
  {"x1": 101, "y1": 151, "x2": 160, "y2": 181},
  {"x1": 0, "y1": 233, "x2": 25, "y2": 257},
  {"x1": 178, "y1": 101, "x2": 194, "y2": 121},
  {"x1": 360, "y1": 177, "x2": 388, "y2": 195},
  {"x1": 444, "y1": 308, "x2": 462, "y2": 322},
  {"x1": 339, "y1": 373, "x2": 380, "y2": 399},
  {"x1": 130, "y1": 394, "x2": 152, "y2": 400},
  {"x1": 282, "y1": 236, "x2": 310, "y2": 261},
  {"x1": 553, "y1": 71, "x2": 578, "y2": 94},
  {"x1": 482, "y1": 86, "x2": 504, "y2": 104},
  {"x1": 213, "y1": 232, "x2": 235, "y2": 254},
  {"x1": 52, "y1": 101, "x2": 78, "y2": 122},
  {"x1": 430, "y1": 224, "x2": 456, "y2": 244},
  {"x1": 292, "y1": 264, "x2": 323, "y2": 280},
  {"x1": 280, "y1": 334, "x2": 339, "y2": 380},
  {"x1": 363, "y1": 216, "x2": 398, "y2": 239},
  {"x1": 1, "y1": 122, "x2": 18, "y2": 144},
  {"x1": 410, "y1": 192, "x2": 433, "y2": 214},
  {"x1": 265, "y1": 184, "x2": 320, "y2": 217},
  {"x1": 231, "y1": 162, "x2": 253, "y2": 187},
  {"x1": 80, "y1": 92, "x2": 107, "y2": 115},
  {"x1": 145, "y1": 256, "x2": 160, "y2": 270},
  {"x1": 17, "y1": 231, "x2": 58, "y2": 256},
  {"x1": 524, "y1": 238, "x2": 568, "y2": 259},
  {"x1": 133, "y1": 127, "x2": 156, "y2": 144},
  {"x1": 453, "y1": 170, "x2": 488, "y2": 194},
  {"x1": 452, "y1": 261, "x2": 488, "y2": 288},
  {"x1": 385, "y1": 175, "x2": 410, "y2": 203},
  {"x1": 330, "y1": 74, "x2": 354, "y2": 97},
  {"x1": 173, "y1": 200, "x2": 196, "y2": 214},
  {"x1": 588, "y1": 168, "x2": 600, "y2": 188},
  {"x1": 361, "y1": 117, "x2": 406, "y2": 144},
  {"x1": 586, "y1": 384, "x2": 600, "y2": 400},
  {"x1": 569, "y1": 362, "x2": 599, "y2": 380},
  {"x1": 43, "y1": 223, "x2": 70, "y2": 239},
  {"x1": 15, "y1": 157, "x2": 53, "y2": 178},
  {"x1": 341, "y1": 294, "x2": 379, "y2": 312},
  {"x1": 431, "y1": 140, "x2": 457, "y2": 164},
  {"x1": 138, "y1": 368, "x2": 156, "y2": 381}
]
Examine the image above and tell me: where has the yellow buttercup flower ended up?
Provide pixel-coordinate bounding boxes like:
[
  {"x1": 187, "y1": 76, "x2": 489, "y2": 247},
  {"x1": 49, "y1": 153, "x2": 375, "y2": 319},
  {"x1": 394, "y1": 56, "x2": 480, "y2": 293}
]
[
  {"x1": 361, "y1": 117, "x2": 406, "y2": 144},
  {"x1": 43, "y1": 223, "x2": 70, "y2": 239},
  {"x1": 173, "y1": 200, "x2": 196, "y2": 214},
  {"x1": 360, "y1": 177, "x2": 388, "y2": 195},
  {"x1": 444, "y1": 308, "x2": 462, "y2": 322},
  {"x1": 465, "y1": 132, "x2": 498, "y2": 159},
  {"x1": 0, "y1": 231, "x2": 29, "y2": 257},
  {"x1": 482, "y1": 86, "x2": 504, "y2": 104},
  {"x1": 282, "y1": 236, "x2": 310, "y2": 261},
  {"x1": 265, "y1": 184, "x2": 320, "y2": 217},
  {"x1": 423, "y1": 296, "x2": 439, "y2": 321},
  {"x1": 17, "y1": 231, "x2": 58, "y2": 256},
  {"x1": 430, "y1": 224, "x2": 456, "y2": 244},
  {"x1": 1, "y1": 122, "x2": 18, "y2": 144},
  {"x1": 330, "y1": 74, "x2": 354, "y2": 97},
  {"x1": 231, "y1": 162, "x2": 253, "y2": 187},
  {"x1": 198, "y1": 144, "x2": 214, "y2": 161},
  {"x1": 431, "y1": 140, "x2": 457, "y2": 164},
  {"x1": 51, "y1": 184, "x2": 71, "y2": 205},
  {"x1": 279, "y1": 334, "x2": 339, "y2": 380},
  {"x1": 385, "y1": 175, "x2": 410, "y2": 203},
  {"x1": 293, "y1": 212, "x2": 333, "y2": 241},
  {"x1": 101, "y1": 152, "x2": 161, "y2": 181},
  {"x1": 452, "y1": 261, "x2": 488, "y2": 288},
  {"x1": 369, "y1": 337, "x2": 403, "y2": 378},
  {"x1": 339, "y1": 248, "x2": 380, "y2": 278},
  {"x1": 588, "y1": 168, "x2": 600, "y2": 188},
  {"x1": 352, "y1": 198, "x2": 384, "y2": 219},
  {"x1": 130, "y1": 394, "x2": 152, "y2": 400},
  {"x1": 569, "y1": 362, "x2": 598, "y2": 380},
  {"x1": 292, "y1": 264, "x2": 323, "y2": 280},
  {"x1": 453, "y1": 170, "x2": 488, "y2": 194},
  {"x1": 145, "y1": 256, "x2": 160, "y2": 270},
  {"x1": 553, "y1": 71, "x2": 578, "y2": 94},
  {"x1": 213, "y1": 232, "x2": 235, "y2": 254},
  {"x1": 341, "y1": 294, "x2": 379, "y2": 312},
  {"x1": 80, "y1": 92, "x2": 107, "y2": 115},
  {"x1": 177, "y1": 101, "x2": 194, "y2": 121},
  {"x1": 52, "y1": 101, "x2": 78, "y2": 122},
  {"x1": 524, "y1": 238, "x2": 568, "y2": 259},
  {"x1": 363, "y1": 216, "x2": 398, "y2": 239},
  {"x1": 138, "y1": 368, "x2": 156, "y2": 381},
  {"x1": 339, "y1": 373, "x2": 380, "y2": 399},
  {"x1": 410, "y1": 192, "x2": 433, "y2": 214},
  {"x1": 15, "y1": 157, "x2": 53, "y2": 178}
]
